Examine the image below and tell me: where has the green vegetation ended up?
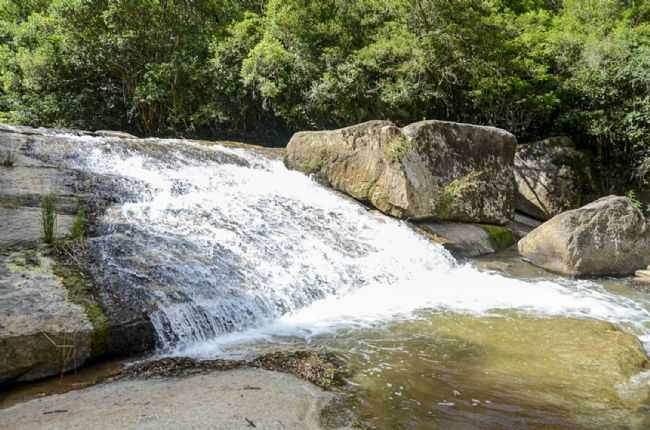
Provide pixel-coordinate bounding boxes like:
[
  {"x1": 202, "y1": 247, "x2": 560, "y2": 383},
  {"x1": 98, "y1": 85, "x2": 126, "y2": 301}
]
[
  {"x1": 627, "y1": 190, "x2": 642, "y2": 210},
  {"x1": 302, "y1": 158, "x2": 324, "y2": 174},
  {"x1": 69, "y1": 207, "x2": 85, "y2": 241},
  {"x1": 41, "y1": 193, "x2": 57, "y2": 244},
  {"x1": 1, "y1": 150, "x2": 15, "y2": 167},
  {"x1": 52, "y1": 257, "x2": 110, "y2": 358},
  {"x1": 0, "y1": 1, "x2": 648, "y2": 187},
  {"x1": 479, "y1": 224, "x2": 516, "y2": 249},
  {"x1": 384, "y1": 136, "x2": 414, "y2": 163}
]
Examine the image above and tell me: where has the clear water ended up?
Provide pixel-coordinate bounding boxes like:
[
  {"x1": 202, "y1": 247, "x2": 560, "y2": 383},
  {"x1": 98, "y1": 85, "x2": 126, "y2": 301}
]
[{"x1": 37, "y1": 133, "x2": 650, "y2": 428}]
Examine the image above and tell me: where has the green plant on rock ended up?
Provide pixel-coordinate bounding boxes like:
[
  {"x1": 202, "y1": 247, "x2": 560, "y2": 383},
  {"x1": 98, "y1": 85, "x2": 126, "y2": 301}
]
[
  {"x1": 434, "y1": 179, "x2": 464, "y2": 219},
  {"x1": 69, "y1": 208, "x2": 86, "y2": 241},
  {"x1": 626, "y1": 190, "x2": 642, "y2": 211},
  {"x1": 479, "y1": 224, "x2": 515, "y2": 250},
  {"x1": 41, "y1": 193, "x2": 58, "y2": 244},
  {"x1": 302, "y1": 158, "x2": 323, "y2": 174},
  {"x1": 1, "y1": 151, "x2": 16, "y2": 167},
  {"x1": 384, "y1": 135, "x2": 414, "y2": 163}
]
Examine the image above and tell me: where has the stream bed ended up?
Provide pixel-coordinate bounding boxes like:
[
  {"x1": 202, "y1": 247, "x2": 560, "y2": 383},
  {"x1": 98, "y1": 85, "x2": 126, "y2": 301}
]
[{"x1": 2, "y1": 131, "x2": 650, "y2": 429}]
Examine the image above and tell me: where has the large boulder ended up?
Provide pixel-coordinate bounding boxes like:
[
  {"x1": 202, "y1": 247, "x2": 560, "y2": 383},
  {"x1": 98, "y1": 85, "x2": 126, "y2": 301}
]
[
  {"x1": 285, "y1": 120, "x2": 516, "y2": 224},
  {"x1": 515, "y1": 137, "x2": 594, "y2": 220},
  {"x1": 518, "y1": 196, "x2": 650, "y2": 276}
]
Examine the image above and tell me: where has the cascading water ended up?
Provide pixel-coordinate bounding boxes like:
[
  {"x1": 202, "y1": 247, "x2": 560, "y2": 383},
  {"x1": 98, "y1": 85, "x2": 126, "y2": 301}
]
[{"x1": 43, "y1": 133, "x2": 650, "y2": 355}]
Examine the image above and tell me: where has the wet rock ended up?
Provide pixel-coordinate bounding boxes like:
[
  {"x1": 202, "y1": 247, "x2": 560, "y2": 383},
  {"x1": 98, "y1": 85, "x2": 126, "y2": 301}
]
[
  {"x1": 416, "y1": 222, "x2": 515, "y2": 257},
  {"x1": 285, "y1": 120, "x2": 516, "y2": 224},
  {"x1": 123, "y1": 357, "x2": 244, "y2": 378},
  {"x1": 93, "y1": 130, "x2": 137, "y2": 139},
  {"x1": 518, "y1": 196, "x2": 650, "y2": 276},
  {"x1": 252, "y1": 351, "x2": 346, "y2": 389},
  {"x1": 123, "y1": 350, "x2": 346, "y2": 390},
  {"x1": 515, "y1": 137, "x2": 594, "y2": 220}
]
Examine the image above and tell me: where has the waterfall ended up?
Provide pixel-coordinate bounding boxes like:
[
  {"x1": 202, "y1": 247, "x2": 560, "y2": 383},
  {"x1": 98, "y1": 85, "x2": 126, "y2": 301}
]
[{"x1": 42, "y1": 133, "x2": 650, "y2": 354}]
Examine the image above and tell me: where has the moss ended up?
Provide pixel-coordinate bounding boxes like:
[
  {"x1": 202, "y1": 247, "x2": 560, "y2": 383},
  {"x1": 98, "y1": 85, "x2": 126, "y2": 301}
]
[
  {"x1": 384, "y1": 135, "x2": 414, "y2": 162},
  {"x1": 0, "y1": 196, "x2": 22, "y2": 209},
  {"x1": 432, "y1": 171, "x2": 484, "y2": 220},
  {"x1": 302, "y1": 158, "x2": 324, "y2": 174},
  {"x1": 52, "y1": 260, "x2": 110, "y2": 358},
  {"x1": 69, "y1": 208, "x2": 86, "y2": 241},
  {"x1": 5, "y1": 249, "x2": 49, "y2": 275},
  {"x1": 433, "y1": 179, "x2": 464, "y2": 219},
  {"x1": 479, "y1": 224, "x2": 515, "y2": 249}
]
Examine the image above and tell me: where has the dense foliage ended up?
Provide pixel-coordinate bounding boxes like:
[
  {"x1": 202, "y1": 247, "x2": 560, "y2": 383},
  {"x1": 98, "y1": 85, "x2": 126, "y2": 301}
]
[{"x1": 0, "y1": 0, "x2": 648, "y2": 187}]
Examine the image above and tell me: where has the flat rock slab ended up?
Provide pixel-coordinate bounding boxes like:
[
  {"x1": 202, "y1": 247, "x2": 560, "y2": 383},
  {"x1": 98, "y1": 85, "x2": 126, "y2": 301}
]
[
  {"x1": 0, "y1": 369, "x2": 337, "y2": 430},
  {"x1": 0, "y1": 166, "x2": 83, "y2": 214},
  {"x1": 0, "y1": 207, "x2": 74, "y2": 248}
]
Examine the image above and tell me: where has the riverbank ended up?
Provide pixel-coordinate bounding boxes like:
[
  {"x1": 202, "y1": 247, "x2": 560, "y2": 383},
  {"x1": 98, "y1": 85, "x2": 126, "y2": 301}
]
[{"x1": 0, "y1": 368, "x2": 340, "y2": 430}]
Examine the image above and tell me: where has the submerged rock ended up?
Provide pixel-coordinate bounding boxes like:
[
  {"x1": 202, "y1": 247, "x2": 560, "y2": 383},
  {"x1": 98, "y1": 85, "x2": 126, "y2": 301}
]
[
  {"x1": 518, "y1": 196, "x2": 650, "y2": 276},
  {"x1": 344, "y1": 314, "x2": 650, "y2": 430},
  {"x1": 515, "y1": 137, "x2": 594, "y2": 220},
  {"x1": 285, "y1": 120, "x2": 516, "y2": 224}
]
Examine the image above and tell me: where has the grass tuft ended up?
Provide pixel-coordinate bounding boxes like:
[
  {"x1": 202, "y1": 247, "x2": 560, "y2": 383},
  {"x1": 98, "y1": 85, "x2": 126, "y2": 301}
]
[
  {"x1": 69, "y1": 208, "x2": 86, "y2": 241},
  {"x1": 41, "y1": 193, "x2": 58, "y2": 244}
]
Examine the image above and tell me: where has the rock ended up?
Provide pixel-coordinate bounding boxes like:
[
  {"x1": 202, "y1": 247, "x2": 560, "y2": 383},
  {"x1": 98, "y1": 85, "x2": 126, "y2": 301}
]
[
  {"x1": 123, "y1": 350, "x2": 345, "y2": 390},
  {"x1": 417, "y1": 222, "x2": 515, "y2": 257},
  {"x1": 0, "y1": 207, "x2": 75, "y2": 248},
  {"x1": 0, "y1": 250, "x2": 93, "y2": 384},
  {"x1": 518, "y1": 196, "x2": 650, "y2": 276},
  {"x1": 0, "y1": 166, "x2": 88, "y2": 214},
  {"x1": 93, "y1": 130, "x2": 137, "y2": 139},
  {"x1": 515, "y1": 137, "x2": 594, "y2": 220},
  {"x1": 286, "y1": 120, "x2": 516, "y2": 224},
  {"x1": 506, "y1": 212, "x2": 542, "y2": 239},
  {"x1": 0, "y1": 369, "x2": 336, "y2": 430},
  {"x1": 0, "y1": 125, "x2": 158, "y2": 384},
  {"x1": 0, "y1": 247, "x2": 155, "y2": 386}
]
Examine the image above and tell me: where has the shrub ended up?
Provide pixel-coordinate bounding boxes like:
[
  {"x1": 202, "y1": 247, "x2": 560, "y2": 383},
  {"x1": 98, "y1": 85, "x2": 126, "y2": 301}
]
[{"x1": 626, "y1": 190, "x2": 642, "y2": 210}]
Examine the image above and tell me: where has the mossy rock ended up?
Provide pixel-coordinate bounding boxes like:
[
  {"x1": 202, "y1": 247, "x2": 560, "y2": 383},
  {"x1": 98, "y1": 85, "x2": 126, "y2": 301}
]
[
  {"x1": 52, "y1": 253, "x2": 110, "y2": 359},
  {"x1": 479, "y1": 224, "x2": 515, "y2": 250}
]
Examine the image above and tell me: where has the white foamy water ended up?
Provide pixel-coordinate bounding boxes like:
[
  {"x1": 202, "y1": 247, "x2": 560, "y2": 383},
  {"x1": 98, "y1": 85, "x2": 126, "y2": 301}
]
[{"x1": 54, "y1": 136, "x2": 650, "y2": 355}]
